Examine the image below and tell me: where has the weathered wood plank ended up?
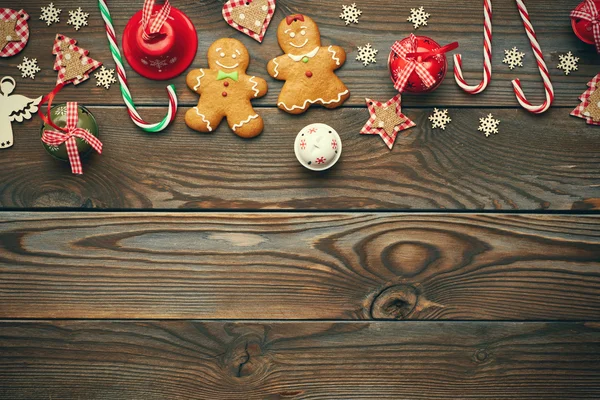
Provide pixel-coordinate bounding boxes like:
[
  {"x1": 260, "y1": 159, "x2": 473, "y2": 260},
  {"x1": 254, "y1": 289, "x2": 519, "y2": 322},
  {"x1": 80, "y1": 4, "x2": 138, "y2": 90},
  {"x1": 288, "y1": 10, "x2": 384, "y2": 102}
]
[
  {"x1": 1, "y1": 213, "x2": 598, "y2": 319},
  {"x1": 1, "y1": 321, "x2": 599, "y2": 399},
  {"x1": 2, "y1": 0, "x2": 598, "y2": 107},
  {"x1": 1, "y1": 107, "x2": 598, "y2": 210}
]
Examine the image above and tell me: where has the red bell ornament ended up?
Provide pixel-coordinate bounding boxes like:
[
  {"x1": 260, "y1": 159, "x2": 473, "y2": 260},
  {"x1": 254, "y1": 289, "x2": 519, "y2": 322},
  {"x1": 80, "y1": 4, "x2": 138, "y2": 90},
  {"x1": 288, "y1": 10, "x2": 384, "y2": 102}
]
[
  {"x1": 388, "y1": 34, "x2": 458, "y2": 94},
  {"x1": 570, "y1": 0, "x2": 600, "y2": 53},
  {"x1": 122, "y1": 0, "x2": 198, "y2": 80}
]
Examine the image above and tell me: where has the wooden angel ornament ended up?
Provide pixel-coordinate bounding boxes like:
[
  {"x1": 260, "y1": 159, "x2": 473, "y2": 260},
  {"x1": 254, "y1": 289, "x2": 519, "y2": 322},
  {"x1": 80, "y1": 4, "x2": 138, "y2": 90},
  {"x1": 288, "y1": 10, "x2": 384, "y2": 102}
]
[{"x1": 0, "y1": 76, "x2": 41, "y2": 149}]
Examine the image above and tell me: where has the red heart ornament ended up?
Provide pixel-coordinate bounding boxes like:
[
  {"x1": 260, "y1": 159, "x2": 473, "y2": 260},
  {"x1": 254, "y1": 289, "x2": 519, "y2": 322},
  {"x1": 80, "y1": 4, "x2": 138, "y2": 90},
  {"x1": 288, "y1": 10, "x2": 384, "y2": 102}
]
[{"x1": 222, "y1": 0, "x2": 276, "y2": 43}]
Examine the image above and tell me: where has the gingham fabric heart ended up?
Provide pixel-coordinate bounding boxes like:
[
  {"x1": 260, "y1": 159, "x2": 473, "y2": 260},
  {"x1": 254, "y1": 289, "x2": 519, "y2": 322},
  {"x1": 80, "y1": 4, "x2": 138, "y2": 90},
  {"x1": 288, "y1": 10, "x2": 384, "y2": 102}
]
[
  {"x1": 0, "y1": 8, "x2": 29, "y2": 58},
  {"x1": 222, "y1": 0, "x2": 276, "y2": 43}
]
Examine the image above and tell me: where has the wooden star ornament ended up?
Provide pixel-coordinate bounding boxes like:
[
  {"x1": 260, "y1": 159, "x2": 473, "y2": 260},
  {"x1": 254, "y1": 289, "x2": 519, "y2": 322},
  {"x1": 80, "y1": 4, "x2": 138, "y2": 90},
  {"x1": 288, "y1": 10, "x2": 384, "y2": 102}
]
[{"x1": 360, "y1": 94, "x2": 415, "y2": 149}]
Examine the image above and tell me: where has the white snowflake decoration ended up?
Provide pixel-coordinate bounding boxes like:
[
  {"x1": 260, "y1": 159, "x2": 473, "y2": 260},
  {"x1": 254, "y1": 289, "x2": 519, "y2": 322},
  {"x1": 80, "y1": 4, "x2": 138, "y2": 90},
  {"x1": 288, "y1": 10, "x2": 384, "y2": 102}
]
[
  {"x1": 356, "y1": 43, "x2": 378, "y2": 67},
  {"x1": 67, "y1": 7, "x2": 89, "y2": 31},
  {"x1": 94, "y1": 66, "x2": 116, "y2": 90},
  {"x1": 502, "y1": 47, "x2": 525, "y2": 70},
  {"x1": 557, "y1": 51, "x2": 579, "y2": 75},
  {"x1": 17, "y1": 57, "x2": 40, "y2": 79},
  {"x1": 407, "y1": 6, "x2": 430, "y2": 29},
  {"x1": 55, "y1": 105, "x2": 67, "y2": 116},
  {"x1": 40, "y1": 3, "x2": 61, "y2": 26},
  {"x1": 478, "y1": 113, "x2": 500, "y2": 137},
  {"x1": 340, "y1": 3, "x2": 362, "y2": 25},
  {"x1": 429, "y1": 108, "x2": 451, "y2": 130}
]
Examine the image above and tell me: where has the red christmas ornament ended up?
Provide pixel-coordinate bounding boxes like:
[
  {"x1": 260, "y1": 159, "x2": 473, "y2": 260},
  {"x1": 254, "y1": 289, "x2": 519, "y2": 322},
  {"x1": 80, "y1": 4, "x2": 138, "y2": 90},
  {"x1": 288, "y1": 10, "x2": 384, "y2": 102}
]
[
  {"x1": 388, "y1": 34, "x2": 458, "y2": 94},
  {"x1": 570, "y1": 0, "x2": 600, "y2": 53},
  {"x1": 122, "y1": 0, "x2": 198, "y2": 80}
]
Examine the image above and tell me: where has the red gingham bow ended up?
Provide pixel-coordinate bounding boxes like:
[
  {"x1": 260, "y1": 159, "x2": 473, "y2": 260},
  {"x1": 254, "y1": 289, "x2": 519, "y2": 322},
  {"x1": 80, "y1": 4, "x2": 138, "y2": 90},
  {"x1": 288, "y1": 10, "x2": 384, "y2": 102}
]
[
  {"x1": 571, "y1": 0, "x2": 600, "y2": 53},
  {"x1": 391, "y1": 34, "x2": 437, "y2": 93},
  {"x1": 141, "y1": 0, "x2": 172, "y2": 41},
  {"x1": 41, "y1": 102, "x2": 102, "y2": 175}
]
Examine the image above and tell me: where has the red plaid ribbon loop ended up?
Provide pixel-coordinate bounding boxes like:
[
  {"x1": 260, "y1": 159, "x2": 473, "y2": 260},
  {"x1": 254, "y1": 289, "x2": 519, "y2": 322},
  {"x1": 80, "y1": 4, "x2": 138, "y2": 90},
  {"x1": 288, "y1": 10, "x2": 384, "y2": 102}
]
[
  {"x1": 391, "y1": 34, "x2": 437, "y2": 93},
  {"x1": 41, "y1": 102, "x2": 102, "y2": 175},
  {"x1": 571, "y1": 0, "x2": 600, "y2": 53},
  {"x1": 141, "y1": 0, "x2": 171, "y2": 41}
]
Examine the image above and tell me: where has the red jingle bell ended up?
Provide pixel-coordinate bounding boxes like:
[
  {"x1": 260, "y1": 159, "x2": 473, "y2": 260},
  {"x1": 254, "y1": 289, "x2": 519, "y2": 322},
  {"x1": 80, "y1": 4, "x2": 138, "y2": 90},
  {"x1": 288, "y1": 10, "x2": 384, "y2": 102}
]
[
  {"x1": 570, "y1": 0, "x2": 600, "y2": 50},
  {"x1": 122, "y1": 1, "x2": 198, "y2": 80},
  {"x1": 388, "y1": 34, "x2": 458, "y2": 94}
]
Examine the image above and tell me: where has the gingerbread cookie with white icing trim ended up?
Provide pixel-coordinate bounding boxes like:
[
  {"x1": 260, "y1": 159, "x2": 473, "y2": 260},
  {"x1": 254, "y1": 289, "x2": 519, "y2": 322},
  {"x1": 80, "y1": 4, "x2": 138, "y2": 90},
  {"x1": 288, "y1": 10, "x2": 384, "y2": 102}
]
[
  {"x1": 186, "y1": 38, "x2": 268, "y2": 138},
  {"x1": 267, "y1": 14, "x2": 350, "y2": 115}
]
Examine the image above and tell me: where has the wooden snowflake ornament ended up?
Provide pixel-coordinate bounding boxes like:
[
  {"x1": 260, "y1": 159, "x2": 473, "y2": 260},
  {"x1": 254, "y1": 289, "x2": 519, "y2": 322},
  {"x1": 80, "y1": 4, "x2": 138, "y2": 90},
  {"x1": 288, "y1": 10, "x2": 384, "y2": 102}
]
[
  {"x1": 360, "y1": 94, "x2": 415, "y2": 149},
  {"x1": 478, "y1": 113, "x2": 500, "y2": 137}
]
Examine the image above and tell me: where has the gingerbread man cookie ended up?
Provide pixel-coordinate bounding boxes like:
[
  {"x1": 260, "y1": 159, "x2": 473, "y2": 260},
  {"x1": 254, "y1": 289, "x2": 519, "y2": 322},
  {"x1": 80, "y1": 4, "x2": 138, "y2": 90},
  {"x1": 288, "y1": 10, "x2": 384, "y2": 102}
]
[
  {"x1": 186, "y1": 38, "x2": 268, "y2": 138},
  {"x1": 267, "y1": 14, "x2": 350, "y2": 115}
]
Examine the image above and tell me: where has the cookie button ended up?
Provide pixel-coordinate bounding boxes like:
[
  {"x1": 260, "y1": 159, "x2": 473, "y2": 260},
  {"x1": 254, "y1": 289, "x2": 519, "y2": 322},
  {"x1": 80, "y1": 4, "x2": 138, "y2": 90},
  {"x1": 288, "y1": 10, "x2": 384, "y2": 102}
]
[
  {"x1": 223, "y1": 81, "x2": 229, "y2": 87},
  {"x1": 302, "y1": 57, "x2": 309, "y2": 63},
  {"x1": 305, "y1": 71, "x2": 313, "y2": 78},
  {"x1": 222, "y1": 92, "x2": 227, "y2": 97}
]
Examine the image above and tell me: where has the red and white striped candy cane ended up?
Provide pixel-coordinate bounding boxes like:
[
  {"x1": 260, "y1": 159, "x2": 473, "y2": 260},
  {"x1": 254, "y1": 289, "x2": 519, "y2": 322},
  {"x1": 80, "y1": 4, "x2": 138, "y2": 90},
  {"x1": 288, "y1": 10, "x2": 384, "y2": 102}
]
[
  {"x1": 511, "y1": 0, "x2": 554, "y2": 114},
  {"x1": 453, "y1": 0, "x2": 492, "y2": 94}
]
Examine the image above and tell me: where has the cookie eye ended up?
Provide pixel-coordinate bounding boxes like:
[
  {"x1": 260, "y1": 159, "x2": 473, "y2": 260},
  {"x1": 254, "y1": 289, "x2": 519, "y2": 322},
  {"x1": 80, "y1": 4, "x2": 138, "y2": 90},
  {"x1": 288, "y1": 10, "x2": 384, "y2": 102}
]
[
  {"x1": 289, "y1": 32, "x2": 296, "y2": 38},
  {"x1": 301, "y1": 30, "x2": 306, "y2": 36},
  {"x1": 220, "y1": 52, "x2": 226, "y2": 58},
  {"x1": 232, "y1": 54, "x2": 237, "y2": 59}
]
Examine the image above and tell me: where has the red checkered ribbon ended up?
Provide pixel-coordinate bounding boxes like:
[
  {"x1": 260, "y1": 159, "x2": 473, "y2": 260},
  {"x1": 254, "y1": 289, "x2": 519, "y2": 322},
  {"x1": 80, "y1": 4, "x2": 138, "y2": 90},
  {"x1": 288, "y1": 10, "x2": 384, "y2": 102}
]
[
  {"x1": 39, "y1": 86, "x2": 102, "y2": 175},
  {"x1": 141, "y1": 0, "x2": 171, "y2": 41},
  {"x1": 390, "y1": 34, "x2": 438, "y2": 93},
  {"x1": 571, "y1": 0, "x2": 600, "y2": 53}
]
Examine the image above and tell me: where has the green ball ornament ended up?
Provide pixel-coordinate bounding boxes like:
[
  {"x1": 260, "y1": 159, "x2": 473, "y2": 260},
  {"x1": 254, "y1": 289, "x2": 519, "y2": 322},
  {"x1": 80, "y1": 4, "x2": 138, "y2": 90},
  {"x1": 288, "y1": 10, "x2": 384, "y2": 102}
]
[{"x1": 40, "y1": 103, "x2": 100, "y2": 161}]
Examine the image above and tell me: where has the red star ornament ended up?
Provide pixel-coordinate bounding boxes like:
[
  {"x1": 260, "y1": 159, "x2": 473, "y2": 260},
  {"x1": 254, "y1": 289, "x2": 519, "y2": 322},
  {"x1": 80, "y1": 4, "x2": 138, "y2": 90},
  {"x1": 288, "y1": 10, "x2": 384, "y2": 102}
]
[{"x1": 360, "y1": 94, "x2": 415, "y2": 149}]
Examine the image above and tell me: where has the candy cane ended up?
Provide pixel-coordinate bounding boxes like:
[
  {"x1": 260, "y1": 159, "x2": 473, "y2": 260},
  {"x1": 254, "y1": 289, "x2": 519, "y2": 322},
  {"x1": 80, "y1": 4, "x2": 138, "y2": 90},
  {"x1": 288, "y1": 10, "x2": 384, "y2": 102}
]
[
  {"x1": 511, "y1": 0, "x2": 554, "y2": 114},
  {"x1": 98, "y1": 0, "x2": 178, "y2": 132},
  {"x1": 453, "y1": 0, "x2": 492, "y2": 94}
]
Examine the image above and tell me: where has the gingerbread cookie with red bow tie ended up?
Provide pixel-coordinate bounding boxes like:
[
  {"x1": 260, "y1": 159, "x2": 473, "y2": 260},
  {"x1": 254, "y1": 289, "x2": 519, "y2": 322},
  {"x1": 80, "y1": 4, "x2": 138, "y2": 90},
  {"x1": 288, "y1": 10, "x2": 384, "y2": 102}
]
[
  {"x1": 267, "y1": 14, "x2": 350, "y2": 115},
  {"x1": 186, "y1": 38, "x2": 268, "y2": 139}
]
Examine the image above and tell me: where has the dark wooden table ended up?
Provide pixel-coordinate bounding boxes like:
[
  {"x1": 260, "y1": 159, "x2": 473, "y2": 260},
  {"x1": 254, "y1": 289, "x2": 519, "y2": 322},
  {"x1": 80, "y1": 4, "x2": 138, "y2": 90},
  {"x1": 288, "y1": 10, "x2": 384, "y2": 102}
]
[{"x1": 1, "y1": 0, "x2": 599, "y2": 398}]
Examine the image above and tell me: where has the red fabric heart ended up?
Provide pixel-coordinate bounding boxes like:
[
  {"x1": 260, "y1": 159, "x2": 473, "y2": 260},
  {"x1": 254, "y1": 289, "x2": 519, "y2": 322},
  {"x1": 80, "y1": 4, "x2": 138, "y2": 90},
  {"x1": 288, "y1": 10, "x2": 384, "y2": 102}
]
[{"x1": 222, "y1": 0, "x2": 276, "y2": 43}]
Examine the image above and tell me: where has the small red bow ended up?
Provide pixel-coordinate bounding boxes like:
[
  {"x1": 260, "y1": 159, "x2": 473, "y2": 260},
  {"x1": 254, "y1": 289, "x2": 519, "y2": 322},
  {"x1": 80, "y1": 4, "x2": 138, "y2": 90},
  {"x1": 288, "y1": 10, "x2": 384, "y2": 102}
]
[
  {"x1": 390, "y1": 34, "x2": 458, "y2": 93},
  {"x1": 571, "y1": 0, "x2": 600, "y2": 53},
  {"x1": 41, "y1": 101, "x2": 102, "y2": 175},
  {"x1": 286, "y1": 14, "x2": 304, "y2": 25}
]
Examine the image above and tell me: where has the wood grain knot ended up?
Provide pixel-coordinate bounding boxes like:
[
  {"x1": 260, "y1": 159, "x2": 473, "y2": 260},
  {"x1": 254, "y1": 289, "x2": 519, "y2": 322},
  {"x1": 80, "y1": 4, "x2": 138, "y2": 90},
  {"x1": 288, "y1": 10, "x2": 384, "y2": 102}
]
[
  {"x1": 370, "y1": 284, "x2": 418, "y2": 320},
  {"x1": 475, "y1": 349, "x2": 489, "y2": 362},
  {"x1": 221, "y1": 327, "x2": 270, "y2": 381}
]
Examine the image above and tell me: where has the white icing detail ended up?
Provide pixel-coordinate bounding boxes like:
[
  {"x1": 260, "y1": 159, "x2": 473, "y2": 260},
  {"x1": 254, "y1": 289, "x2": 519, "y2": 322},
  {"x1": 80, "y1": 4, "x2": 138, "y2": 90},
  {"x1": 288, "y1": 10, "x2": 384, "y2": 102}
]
[
  {"x1": 216, "y1": 61, "x2": 239, "y2": 69},
  {"x1": 289, "y1": 38, "x2": 308, "y2": 48},
  {"x1": 289, "y1": 32, "x2": 296, "y2": 38},
  {"x1": 328, "y1": 46, "x2": 340, "y2": 66},
  {"x1": 272, "y1": 58, "x2": 280, "y2": 77},
  {"x1": 232, "y1": 114, "x2": 259, "y2": 132},
  {"x1": 193, "y1": 107, "x2": 212, "y2": 132},
  {"x1": 249, "y1": 76, "x2": 259, "y2": 97},
  {"x1": 193, "y1": 69, "x2": 205, "y2": 91},
  {"x1": 278, "y1": 89, "x2": 349, "y2": 112},
  {"x1": 288, "y1": 47, "x2": 319, "y2": 62}
]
